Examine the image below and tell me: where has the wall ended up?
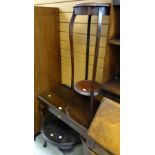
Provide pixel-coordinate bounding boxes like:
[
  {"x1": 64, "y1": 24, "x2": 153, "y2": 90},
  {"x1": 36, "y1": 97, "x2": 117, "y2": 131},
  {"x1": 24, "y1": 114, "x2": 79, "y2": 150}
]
[{"x1": 35, "y1": 0, "x2": 112, "y2": 86}]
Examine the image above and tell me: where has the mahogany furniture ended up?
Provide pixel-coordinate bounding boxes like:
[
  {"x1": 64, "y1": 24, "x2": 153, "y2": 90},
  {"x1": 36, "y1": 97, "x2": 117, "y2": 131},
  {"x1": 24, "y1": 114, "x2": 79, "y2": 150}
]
[
  {"x1": 38, "y1": 84, "x2": 103, "y2": 138},
  {"x1": 35, "y1": 2, "x2": 120, "y2": 154},
  {"x1": 38, "y1": 89, "x2": 120, "y2": 155},
  {"x1": 87, "y1": 2, "x2": 120, "y2": 154},
  {"x1": 69, "y1": 3, "x2": 110, "y2": 122}
]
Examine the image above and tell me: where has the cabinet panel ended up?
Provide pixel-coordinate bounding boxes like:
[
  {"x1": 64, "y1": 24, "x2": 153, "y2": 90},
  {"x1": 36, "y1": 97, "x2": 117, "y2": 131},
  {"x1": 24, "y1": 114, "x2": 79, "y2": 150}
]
[{"x1": 34, "y1": 6, "x2": 61, "y2": 134}]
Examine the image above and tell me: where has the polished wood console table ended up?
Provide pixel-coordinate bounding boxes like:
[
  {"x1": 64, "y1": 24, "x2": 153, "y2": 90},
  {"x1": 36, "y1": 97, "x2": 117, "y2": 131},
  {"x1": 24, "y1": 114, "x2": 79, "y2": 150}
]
[
  {"x1": 38, "y1": 84, "x2": 120, "y2": 155},
  {"x1": 38, "y1": 84, "x2": 102, "y2": 138}
]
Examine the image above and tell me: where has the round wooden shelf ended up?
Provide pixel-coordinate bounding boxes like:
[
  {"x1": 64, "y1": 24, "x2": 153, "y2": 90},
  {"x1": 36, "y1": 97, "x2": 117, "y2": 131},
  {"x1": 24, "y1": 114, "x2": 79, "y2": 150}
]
[
  {"x1": 74, "y1": 80, "x2": 102, "y2": 96},
  {"x1": 74, "y1": 3, "x2": 110, "y2": 7}
]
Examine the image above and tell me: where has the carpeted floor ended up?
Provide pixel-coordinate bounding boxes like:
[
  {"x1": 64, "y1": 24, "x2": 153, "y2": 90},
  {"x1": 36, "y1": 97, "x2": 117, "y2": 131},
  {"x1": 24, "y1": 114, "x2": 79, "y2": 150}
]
[{"x1": 34, "y1": 134, "x2": 84, "y2": 155}]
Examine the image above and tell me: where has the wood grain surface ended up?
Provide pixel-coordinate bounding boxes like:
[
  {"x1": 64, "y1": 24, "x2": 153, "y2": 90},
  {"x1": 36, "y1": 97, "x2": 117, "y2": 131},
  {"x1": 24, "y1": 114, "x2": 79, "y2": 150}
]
[
  {"x1": 102, "y1": 5, "x2": 120, "y2": 83},
  {"x1": 34, "y1": 6, "x2": 61, "y2": 133},
  {"x1": 88, "y1": 98, "x2": 120, "y2": 155},
  {"x1": 38, "y1": 84, "x2": 103, "y2": 129}
]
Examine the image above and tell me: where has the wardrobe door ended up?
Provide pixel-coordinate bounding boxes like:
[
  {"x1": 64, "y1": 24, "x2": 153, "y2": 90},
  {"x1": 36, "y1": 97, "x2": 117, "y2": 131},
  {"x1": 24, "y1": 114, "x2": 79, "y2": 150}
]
[{"x1": 34, "y1": 6, "x2": 61, "y2": 134}]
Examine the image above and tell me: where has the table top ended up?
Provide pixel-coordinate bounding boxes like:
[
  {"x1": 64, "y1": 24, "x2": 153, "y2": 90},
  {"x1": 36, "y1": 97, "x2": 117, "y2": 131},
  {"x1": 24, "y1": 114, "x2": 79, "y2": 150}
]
[
  {"x1": 38, "y1": 84, "x2": 103, "y2": 129},
  {"x1": 38, "y1": 84, "x2": 120, "y2": 154}
]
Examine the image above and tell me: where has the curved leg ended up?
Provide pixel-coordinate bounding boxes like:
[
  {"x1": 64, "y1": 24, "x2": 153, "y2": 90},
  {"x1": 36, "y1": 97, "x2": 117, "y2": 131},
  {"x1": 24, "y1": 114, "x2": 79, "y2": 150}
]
[
  {"x1": 43, "y1": 140, "x2": 47, "y2": 148},
  {"x1": 63, "y1": 152, "x2": 67, "y2": 155},
  {"x1": 67, "y1": 11, "x2": 76, "y2": 113},
  {"x1": 81, "y1": 137, "x2": 88, "y2": 155},
  {"x1": 69, "y1": 11, "x2": 76, "y2": 89},
  {"x1": 90, "y1": 8, "x2": 103, "y2": 122}
]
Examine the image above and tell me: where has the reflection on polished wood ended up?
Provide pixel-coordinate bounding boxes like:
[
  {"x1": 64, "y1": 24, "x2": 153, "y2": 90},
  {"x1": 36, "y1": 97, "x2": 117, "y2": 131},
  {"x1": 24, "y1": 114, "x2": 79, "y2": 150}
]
[
  {"x1": 74, "y1": 80, "x2": 102, "y2": 96},
  {"x1": 88, "y1": 98, "x2": 120, "y2": 155},
  {"x1": 38, "y1": 84, "x2": 103, "y2": 129}
]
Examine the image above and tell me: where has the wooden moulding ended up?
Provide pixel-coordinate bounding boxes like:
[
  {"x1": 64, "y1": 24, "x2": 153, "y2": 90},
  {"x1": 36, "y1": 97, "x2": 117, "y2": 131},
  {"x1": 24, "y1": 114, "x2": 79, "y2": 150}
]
[
  {"x1": 74, "y1": 4, "x2": 110, "y2": 16},
  {"x1": 34, "y1": 0, "x2": 112, "y2": 10}
]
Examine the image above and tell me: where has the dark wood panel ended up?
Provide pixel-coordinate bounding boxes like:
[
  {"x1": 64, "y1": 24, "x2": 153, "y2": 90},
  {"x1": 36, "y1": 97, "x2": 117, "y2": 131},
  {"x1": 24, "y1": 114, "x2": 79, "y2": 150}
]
[{"x1": 34, "y1": 6, "x2": 61, "y2": 134}]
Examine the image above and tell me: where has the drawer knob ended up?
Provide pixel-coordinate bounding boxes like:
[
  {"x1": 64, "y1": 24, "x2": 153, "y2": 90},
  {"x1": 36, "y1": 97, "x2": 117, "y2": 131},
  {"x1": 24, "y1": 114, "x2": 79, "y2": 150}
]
[
  {"x1": 58, "y1": 115, "x2": 62, "y2": 119},
  {"x1": 58, "y1": 106, "x2": 62, "y2": 110},
  {"x1": 48, "y1": 94, "x2": 51, "y2": 98}
]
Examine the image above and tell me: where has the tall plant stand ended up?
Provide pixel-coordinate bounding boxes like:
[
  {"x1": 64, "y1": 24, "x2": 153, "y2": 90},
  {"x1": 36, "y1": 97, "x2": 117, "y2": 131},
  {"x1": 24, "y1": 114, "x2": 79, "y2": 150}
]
[{"x1": 69, "y1": 3, "x2": 110, "y2": 122}]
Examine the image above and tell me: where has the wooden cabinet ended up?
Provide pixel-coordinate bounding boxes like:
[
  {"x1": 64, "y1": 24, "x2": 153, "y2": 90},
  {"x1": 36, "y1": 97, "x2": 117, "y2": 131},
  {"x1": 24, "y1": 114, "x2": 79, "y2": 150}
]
[
  {"x1": 34, "y1": 6, "x2": 61, "y2": 134},
  {"x1": 102, "y1": 3, "x2": 120, "y2": 82},
  {"x1": 102, "y1": 3, "x2": 120, "y2": 102},
  {"x1": 104, "y1": 4, "x2": 120, "y2": 79}
]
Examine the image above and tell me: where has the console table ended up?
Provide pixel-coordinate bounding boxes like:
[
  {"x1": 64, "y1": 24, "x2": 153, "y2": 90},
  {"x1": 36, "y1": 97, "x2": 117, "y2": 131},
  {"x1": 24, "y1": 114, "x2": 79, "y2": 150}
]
[
  {"x1": 38, "y1": 84, "x2": 120, "y2": 155},
  {"x1": 38, "y1": 84, "x2": 103, "y2": 139}
]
